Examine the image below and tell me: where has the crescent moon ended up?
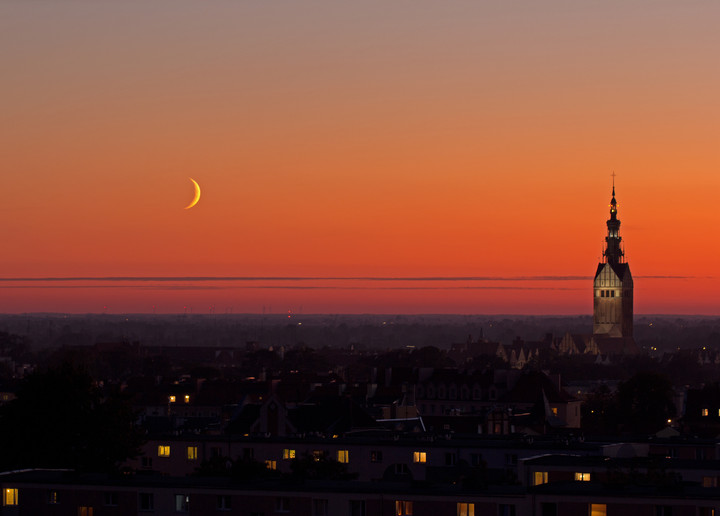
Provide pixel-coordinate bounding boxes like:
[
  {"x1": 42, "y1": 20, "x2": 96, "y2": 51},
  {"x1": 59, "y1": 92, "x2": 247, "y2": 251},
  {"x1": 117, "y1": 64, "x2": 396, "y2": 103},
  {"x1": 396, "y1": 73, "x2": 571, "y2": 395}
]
[{"x1": 184, "y1": 177, "x2": 201, "y2": 209}]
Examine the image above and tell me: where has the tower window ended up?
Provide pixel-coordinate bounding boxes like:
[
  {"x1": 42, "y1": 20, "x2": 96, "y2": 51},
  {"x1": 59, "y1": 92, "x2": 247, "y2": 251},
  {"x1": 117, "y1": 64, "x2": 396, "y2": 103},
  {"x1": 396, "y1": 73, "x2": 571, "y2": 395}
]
[
  {"x1": 601, "y1": 291, "x2": 605, "y2": 298},
  {"x1": 611, "y1": 291, "x2": 615, "y2": 297}
]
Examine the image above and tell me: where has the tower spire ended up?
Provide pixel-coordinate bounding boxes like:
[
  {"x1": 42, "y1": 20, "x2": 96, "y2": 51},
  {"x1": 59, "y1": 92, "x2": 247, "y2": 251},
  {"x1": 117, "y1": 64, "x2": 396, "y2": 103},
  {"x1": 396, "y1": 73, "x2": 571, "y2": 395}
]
[
  {"x1": 593, "y1": 175, "x2": 633, "y2": 339},
  {"x1": 604, "y1": 177, "x2": 623, "y2": 264}
]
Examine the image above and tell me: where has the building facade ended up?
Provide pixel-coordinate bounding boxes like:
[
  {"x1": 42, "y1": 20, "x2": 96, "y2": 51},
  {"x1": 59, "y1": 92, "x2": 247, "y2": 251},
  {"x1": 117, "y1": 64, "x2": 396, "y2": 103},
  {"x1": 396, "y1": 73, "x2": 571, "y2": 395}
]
[{"x1": 593, "y1": 183, "x2": 633, "y2": 338}]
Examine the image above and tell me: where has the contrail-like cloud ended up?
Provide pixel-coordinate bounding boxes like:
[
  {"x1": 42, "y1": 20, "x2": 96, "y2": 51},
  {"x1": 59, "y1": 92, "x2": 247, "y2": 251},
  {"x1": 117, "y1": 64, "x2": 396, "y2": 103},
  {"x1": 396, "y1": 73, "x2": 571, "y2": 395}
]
[
  {"x1": 0, "y1": 284, "x2": 582, "y2": 291},
  {"x1": 0, "y1": 275, "x2": 701, "y2": 282},
  {"x1": 0, "y1": 274, "x2": 699, "y2": 292}
]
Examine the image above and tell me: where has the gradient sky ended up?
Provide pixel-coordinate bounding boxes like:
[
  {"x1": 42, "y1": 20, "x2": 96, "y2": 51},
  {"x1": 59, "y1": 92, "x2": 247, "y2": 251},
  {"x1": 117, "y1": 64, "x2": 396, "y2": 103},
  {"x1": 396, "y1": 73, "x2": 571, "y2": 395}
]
[{"x1": 1, "y1": 1, "x2": 719, "y2": 314}]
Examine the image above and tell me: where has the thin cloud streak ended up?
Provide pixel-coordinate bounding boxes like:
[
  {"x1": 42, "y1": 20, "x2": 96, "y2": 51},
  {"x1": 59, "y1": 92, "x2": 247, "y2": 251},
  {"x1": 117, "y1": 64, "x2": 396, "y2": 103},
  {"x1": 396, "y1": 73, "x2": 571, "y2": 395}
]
[
  {"x1": 0, "y1": 275, "x2": 703, "y2": 282},
  {"x1": 0, "y1": 285, "x2": 582, "y2": 291}
]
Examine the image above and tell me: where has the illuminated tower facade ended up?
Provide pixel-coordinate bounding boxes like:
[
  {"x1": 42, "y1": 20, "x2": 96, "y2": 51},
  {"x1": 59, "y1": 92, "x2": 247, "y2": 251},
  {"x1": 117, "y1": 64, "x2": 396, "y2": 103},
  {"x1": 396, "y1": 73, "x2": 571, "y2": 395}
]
[{"x1": 593, "y1": 183, "x2": 633, "y2": 337}]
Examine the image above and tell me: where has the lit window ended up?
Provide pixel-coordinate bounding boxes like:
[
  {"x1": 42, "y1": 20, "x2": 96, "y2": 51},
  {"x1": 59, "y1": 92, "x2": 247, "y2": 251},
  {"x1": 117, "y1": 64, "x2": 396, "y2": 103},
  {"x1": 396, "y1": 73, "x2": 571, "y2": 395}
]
[
  {"x1": 337, "y1": 450, "x2": 349, "y2": 463},
  {"x1": 590, "y1": 504, "x2": 606, "y2": 516},
  {"x1": 413, "y1": 451, "x2": 427, "y2": 463},
  {"x1": 48, "y1": 490, "x2": 59, "y2": 504},
  {"x1": 574, "y1": 472, "x2": 591, "y2": 481},
  {"x1": 702, "y1": 476, "x2": 718, "y2": 488},
  {"x1": 457, "y1": 502, "x2": 475, "y2": 516},
  {"x1": 703, "y1": 408, "x2": 709, "y2": 416},
  {"x1": 78, "y1": 507, "x2": 94, "y2": 516},
  {"x1": 158, "y1": 445, "x2": 170, "y2": 457},
  {"x1": 283, "y1": 448, "x2": 296, "y2": 460},
  {"x1": 265, "y1": 460, "x2": 277, "y2": 470},
  {"x1": 184, "y1": 395, "x2": 190, "y2": 403},
  {"x1": 187, "y1": 446, "x2": 198, "y2": 460},
  {"x1": 312, "y1": 450, "x2": 324, "y2": 462},
  {"x1": 3, "y1": 488, "x2": 18, "y2": 506},
  {"x1": 175, "y1": 494, "x2": 189, "y2": 513},
  {"x1": 395, "y1": 500, "x2": 413, "y2": 516},
  {"x1": 169, "y1": 395, "x2": 176, "y2": 403},
  {"x1": 533, "y1": 471, "x2": 548, "y2": 485},
  {"x1": 551, "y1": 407, "x2": 558, "y2": 416}
]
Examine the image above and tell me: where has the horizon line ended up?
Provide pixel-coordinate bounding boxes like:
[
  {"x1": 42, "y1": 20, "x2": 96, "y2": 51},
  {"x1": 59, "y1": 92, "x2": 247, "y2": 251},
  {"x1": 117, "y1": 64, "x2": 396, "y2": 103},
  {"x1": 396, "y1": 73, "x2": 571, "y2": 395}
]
[
  {"x1": 0, "y1": 275, "x2": 700, "y2": 282},
  {"x1": 1, "y1": 312, "x2": 718, "y2": 317}
]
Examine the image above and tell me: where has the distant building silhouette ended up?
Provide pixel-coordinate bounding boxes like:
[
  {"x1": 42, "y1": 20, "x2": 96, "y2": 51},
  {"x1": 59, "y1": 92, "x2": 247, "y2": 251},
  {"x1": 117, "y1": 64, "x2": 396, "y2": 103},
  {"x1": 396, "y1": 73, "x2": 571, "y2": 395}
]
[
  {"x1": 557, "y1": 182, "x2": 638, "y2": 357},
  {"x1": 593, "y1": 182, "x2": 634, "y2": 338}
]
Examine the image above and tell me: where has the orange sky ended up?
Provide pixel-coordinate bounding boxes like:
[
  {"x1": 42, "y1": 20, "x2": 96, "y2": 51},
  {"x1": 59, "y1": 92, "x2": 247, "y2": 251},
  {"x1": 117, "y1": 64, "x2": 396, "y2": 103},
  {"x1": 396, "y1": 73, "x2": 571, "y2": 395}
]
[{"x1": 1, "y1": 1, "x2": 719, "y2": 314}]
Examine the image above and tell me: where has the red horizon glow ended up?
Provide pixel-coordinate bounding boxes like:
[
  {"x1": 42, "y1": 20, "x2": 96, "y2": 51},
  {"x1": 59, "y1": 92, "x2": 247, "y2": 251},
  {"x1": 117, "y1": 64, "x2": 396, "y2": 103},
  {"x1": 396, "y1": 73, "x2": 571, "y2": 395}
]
[{"x1": 2, "y1": 2, "x2": 719, "y2": 315}]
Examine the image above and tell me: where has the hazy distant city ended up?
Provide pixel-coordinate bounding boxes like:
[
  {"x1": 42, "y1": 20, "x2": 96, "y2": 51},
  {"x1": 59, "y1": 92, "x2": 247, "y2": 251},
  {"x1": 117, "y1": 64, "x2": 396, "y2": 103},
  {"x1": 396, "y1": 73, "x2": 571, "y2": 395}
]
[{"x1": 4, "y1": 0, "x2": 720, "y2": 514}]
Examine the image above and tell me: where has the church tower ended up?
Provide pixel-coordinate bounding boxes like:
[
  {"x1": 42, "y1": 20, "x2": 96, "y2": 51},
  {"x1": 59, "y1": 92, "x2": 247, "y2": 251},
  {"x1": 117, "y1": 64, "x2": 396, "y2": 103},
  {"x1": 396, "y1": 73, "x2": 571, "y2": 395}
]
[{"x1": 593, "y1": 181, "x2": 633, "y2": 337}]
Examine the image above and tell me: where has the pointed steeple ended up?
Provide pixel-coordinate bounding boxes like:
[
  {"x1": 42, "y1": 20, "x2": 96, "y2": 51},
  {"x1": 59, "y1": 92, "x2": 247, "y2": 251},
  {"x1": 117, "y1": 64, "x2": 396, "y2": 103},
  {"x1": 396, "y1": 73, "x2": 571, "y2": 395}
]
[
  {"x1": 604, "y1": 179, "x2": 623, "y2": 265},
  {"x1": 593, "y1": 175, "x2": 634, "y2": 339}
]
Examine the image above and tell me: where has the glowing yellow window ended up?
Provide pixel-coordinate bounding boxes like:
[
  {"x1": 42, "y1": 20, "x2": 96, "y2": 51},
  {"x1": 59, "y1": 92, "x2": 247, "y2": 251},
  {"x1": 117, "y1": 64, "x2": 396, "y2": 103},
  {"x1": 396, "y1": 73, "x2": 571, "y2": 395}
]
[
  {"x1": 283, "y1": 448, "x2": 296, "y2": 460},
  {"x1": 395, "y1": 500, "x2": 413, "y2": 516},
  {"x1": 337, "y1": 450, "x2": 349, "y2": 463},
  {"x1": 551, "y1": 407, "x2": 558, "y2": 416},
  {"x1": 457, "y1": 502, "x2": 475, "y2": 516},
  {"x1": 703, "y1": 408, "x2": 709, "y2": 416},
  {"x1": 413, "y1": 451, "x2": 427, "y2": 463},
  {"x1": 184, "y1": 395, "x2": 190, "y2": 403},
  {"x1": 78, "y1": 507, "x2": 94, "y2": 516},
  {"x1": 169, "y1": 395, "x2": 176, "y2": 403},
  {"x1": 3, "y1": 488, "x2": 18, "y2": 506},
  {"x1": 265, "y1": 460, "x2": 277, "y2": 470},
  {"x1": 574, "y1": 472, "x2": 591, "y2": 481},
  {"x1": 158, "y1": 445, "x2": 171, "y2": 457},
  {"x1": 590, "y1": 504, "x2": 606, "y2": 516},
  {"x1": 533, "y1": 471, "x2": 548, "y2": 485},
  {"x1": 187, "y1": 446, "x2": 198, "y2": 460}
]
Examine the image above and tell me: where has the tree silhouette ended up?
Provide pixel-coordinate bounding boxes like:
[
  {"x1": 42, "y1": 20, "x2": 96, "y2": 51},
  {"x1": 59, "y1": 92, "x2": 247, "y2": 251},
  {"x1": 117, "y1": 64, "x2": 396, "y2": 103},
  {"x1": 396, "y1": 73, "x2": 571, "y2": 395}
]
[
  {"x1": 0, "y1": 363, "x2": 143, "y2": 472},
  {"x1": 616, "y1": 372, "x2": 675, "y2": 434}
]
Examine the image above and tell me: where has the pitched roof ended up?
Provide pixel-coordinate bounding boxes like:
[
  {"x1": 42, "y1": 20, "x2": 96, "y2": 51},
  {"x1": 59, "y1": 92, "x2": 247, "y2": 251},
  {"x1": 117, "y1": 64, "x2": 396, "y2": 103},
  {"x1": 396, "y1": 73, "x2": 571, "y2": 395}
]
[
  {"x1": 288, "y1": 397, "x2": 380, "y2": 434},
  {"x1": 502, "y1": 371, "x2": 576, "y2": 404},
  {"x1": 594, "y1": 262, "x2": 631, "y2": 281}
]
